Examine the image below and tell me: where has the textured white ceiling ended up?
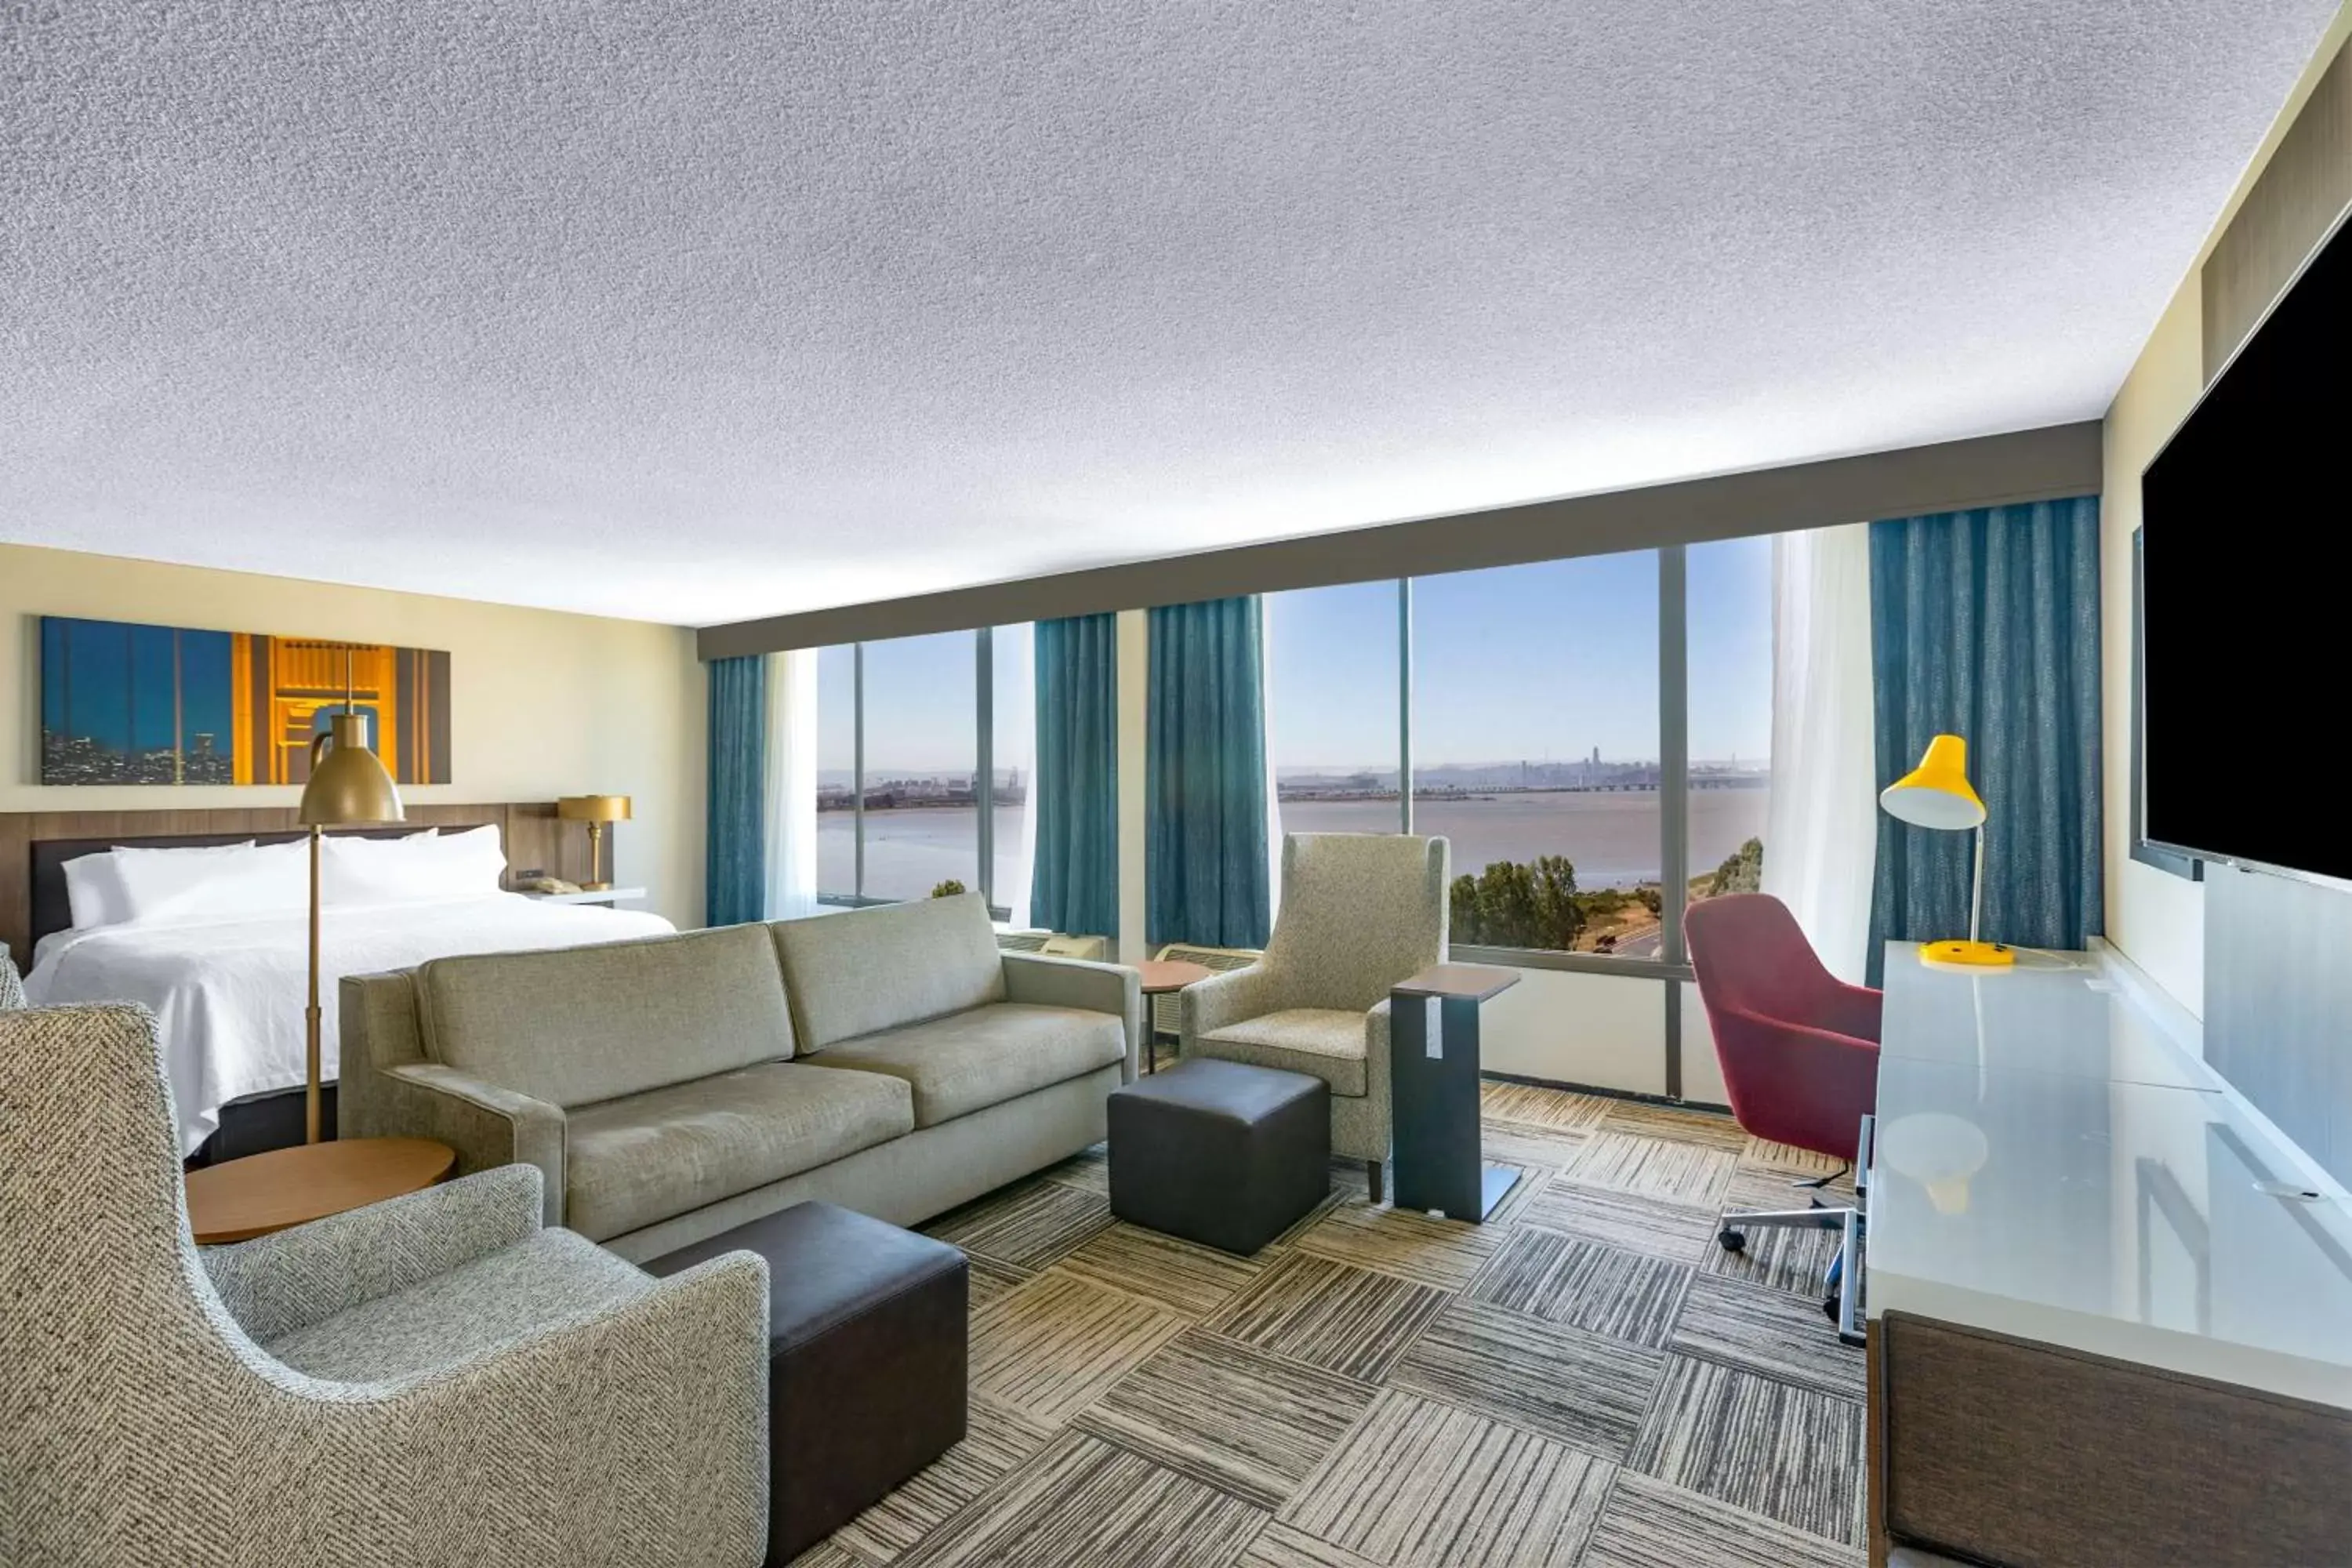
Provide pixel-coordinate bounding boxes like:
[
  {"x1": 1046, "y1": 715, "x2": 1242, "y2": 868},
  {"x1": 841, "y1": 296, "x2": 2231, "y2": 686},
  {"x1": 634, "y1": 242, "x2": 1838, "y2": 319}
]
[{"x1": 2, "y1": 3, "x2": 2336, "y2": 626}]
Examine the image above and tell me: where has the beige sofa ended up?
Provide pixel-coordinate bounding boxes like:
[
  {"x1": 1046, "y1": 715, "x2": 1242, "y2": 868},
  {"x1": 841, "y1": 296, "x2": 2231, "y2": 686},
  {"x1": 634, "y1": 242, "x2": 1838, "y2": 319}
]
[{"x1": 341, "y1": 892, "x2": 1141, "y2": 1262}]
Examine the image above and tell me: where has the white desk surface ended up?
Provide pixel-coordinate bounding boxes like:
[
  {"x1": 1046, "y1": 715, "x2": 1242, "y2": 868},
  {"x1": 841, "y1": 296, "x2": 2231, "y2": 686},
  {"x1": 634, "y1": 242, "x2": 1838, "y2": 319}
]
[{"x1": 1869, "y1": 944, "x2": 2352, "y2": 1410}]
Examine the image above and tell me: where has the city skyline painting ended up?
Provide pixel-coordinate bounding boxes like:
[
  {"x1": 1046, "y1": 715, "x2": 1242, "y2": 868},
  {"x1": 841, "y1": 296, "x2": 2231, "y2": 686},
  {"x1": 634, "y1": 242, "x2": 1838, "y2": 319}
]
[{"x1": 40, "y1": 616, "x2": 453, "y2": 786}]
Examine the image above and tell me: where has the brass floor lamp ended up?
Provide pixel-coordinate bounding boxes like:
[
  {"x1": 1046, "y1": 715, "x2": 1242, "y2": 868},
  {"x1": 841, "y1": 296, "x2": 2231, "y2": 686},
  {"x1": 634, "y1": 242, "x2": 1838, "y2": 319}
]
[{"x1": 180, "y1": 652, "x2": 456, "y2": 1245}]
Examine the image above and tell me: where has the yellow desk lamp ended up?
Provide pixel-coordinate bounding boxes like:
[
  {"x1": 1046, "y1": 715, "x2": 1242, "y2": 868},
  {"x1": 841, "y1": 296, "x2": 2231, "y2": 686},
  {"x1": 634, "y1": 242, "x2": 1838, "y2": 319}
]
[{"x1": 1879, "y1": 734, "x2": 2013, "y2": 967}]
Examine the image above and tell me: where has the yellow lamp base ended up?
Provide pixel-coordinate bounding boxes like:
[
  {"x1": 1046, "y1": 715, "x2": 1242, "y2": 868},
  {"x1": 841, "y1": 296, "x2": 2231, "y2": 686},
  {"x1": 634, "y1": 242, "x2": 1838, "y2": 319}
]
[{"x1": 1919, "y1": 938, "x2": 2015, "y2": 967}]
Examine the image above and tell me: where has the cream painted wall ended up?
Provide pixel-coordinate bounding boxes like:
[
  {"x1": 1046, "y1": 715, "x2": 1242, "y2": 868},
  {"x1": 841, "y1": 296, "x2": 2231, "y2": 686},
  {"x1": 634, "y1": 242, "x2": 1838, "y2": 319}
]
[
  {"x1": 1, "y1": 543, "x2": 707, "y2": 931},
  {"x1": 2098, "y1": 6, "x2": 2352, "y2": 1018}
]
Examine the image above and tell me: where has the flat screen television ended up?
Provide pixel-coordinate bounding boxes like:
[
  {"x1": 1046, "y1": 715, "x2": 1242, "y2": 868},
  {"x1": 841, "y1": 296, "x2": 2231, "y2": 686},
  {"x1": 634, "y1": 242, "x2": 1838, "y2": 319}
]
[{"x1": 2140, "y1": 205, "x2": 2352, "y2": 884}]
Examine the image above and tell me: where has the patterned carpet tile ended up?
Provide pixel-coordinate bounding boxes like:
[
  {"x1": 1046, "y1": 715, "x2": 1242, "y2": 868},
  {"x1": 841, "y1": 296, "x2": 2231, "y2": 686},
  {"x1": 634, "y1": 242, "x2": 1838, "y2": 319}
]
[
  {"x1": 1630, "y1": 1355, "x2": 1867, "y2": 1545},
  {"x1": 926, "y1": 1180, "x2": 1116, "y2": 1272},
  {"x1": 970, "y1": 1270, "x2": 1187, "y2": 1425},
  {"x1": 1073, "y1": 1328, "x2": 1378, "y2": 1508},
  {"x1": 1701, "y1": 1192, "x2": 1844, "y2": 1299},
  {"x1": 965, "y1": 1254, "x2": 1030, "y2": 1316},
  {"x1": 1478, "y1": 1120, "x2": 1592, "y2": 1174},
  {"x1": 1581, "y1": 1472, "x2": 1865, "y2": 1568},
  {"x1": 1568, "y1": 1131, "x2": 1739, "y2": 1206},
  {"x1": 1289, "y1": 1201, "x2": 1504, "y2": 1291},
  {"x1": 1236, "y1": 1521, "x2": 1388, "y2": 1568},
  {"x1": 1479, "y1": 1082, "x2": 1613, "y2": 1131},
  {"x1": 1669, "y1": 1272, "x2": 1864, "y2": 1400},
  {"x1": 896, "y1": 1429, "x2": 1269, "y2": 1568},
  {"x1": 1518, "y1": 1178, "x2": 1716, "y2": 1263},
  {"x1": 1204, "y1": 1253, "x2": 1450, "y2": 1382},
  {"x1": 833, "y1": 1398, "x2": 1057, "y2": 1563},
  {"x1": 1278, "y1": 1388, "x2": 1613, "y2": 1568},
  {"x1": 1596, "y1": 1100, "x2": 1749, "y2": 1152},
  {"x1": 1386, "y1": 1298, "x2": 1664, "y2": 1461},
  {"x1": 789, "y1": 1542, "x2": 884, "y2": 1568},
  {"x1": 1055, "y1": 1223, "x2": 1267, "y2": 1319},
  {"x1": 1041, "y1": 1142, "x2": 1111, "y2": 1196},
  {"x1": 1739, "y1": 1138, "x2": 1857, "y2": 1189},
  {"x1": 1468, "y1": 1226, "x2": 1691, "y2": 1349}
]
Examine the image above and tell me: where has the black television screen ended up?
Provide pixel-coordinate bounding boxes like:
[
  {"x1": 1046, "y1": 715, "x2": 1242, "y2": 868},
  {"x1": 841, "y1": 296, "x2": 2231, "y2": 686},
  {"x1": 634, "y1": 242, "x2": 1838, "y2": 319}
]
[{"x1": 2141, "y1": 209, "x2": 2352, "y2": 883}]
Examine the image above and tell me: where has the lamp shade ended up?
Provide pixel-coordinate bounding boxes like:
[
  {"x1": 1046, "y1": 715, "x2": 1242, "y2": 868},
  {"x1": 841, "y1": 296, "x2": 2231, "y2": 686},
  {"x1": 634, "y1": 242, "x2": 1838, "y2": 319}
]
[
  {"x1": 1879, "y1": 734, "x2": 1986, "y2": 832},
  {"x1": 299, "y1": 713, "x2": 405, "y2": 826},
  {"x1": 559, "y1": 794, "x2": 633, "y2": 823}
]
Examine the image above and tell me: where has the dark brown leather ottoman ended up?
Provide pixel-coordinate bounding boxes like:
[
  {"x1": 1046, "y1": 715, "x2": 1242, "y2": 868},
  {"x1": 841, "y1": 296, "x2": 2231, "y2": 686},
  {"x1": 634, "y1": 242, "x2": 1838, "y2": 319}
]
[
  {"x1": 1109, "y1": 1058, "x2": 1330, "y2": 1254},
  {"x1": 644, "y1": 1200, "x2": 967, "y2": 1566}
]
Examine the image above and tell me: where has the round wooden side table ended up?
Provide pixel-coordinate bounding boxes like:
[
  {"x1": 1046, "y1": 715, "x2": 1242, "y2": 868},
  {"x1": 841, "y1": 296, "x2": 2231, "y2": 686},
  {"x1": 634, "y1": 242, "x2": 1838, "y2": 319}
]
[
  {"x1": 1134, "y1": 958, "x2": 1214, "y2": 1075},
  {"x1": 183, "y1": 1137, "x2": 458, "y2": 1245}
]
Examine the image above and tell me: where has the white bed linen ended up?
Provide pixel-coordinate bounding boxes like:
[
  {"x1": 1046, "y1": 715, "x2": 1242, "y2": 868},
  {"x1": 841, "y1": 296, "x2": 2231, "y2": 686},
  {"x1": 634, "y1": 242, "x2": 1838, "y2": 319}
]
[{"x1": 24, "y1": 892, "x2": 677, "y2": 1155}]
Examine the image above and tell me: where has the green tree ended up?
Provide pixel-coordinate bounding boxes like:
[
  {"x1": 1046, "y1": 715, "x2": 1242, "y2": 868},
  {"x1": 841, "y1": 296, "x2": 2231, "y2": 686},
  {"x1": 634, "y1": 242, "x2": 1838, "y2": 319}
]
[
  {"x1": 1450, "y1": 856, "x2": 1583, "y2": 950},
  {"x1": 1708, "y1": 837, "x2": 1764, "y2": 897},
  {"x1": 930, "y1": 879, "x2": 968, "y2": 898}
]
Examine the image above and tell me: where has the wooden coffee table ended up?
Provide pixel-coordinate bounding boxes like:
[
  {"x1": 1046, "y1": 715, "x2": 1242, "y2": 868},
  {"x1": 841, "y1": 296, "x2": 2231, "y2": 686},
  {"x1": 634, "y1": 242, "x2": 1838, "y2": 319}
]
[
  {"x1": 1135, "y1": 959, "x2": 1214, "y2": 1074},
  {"x1": 183, "y1": 1136, "x2": 457, "y2": 1244}
]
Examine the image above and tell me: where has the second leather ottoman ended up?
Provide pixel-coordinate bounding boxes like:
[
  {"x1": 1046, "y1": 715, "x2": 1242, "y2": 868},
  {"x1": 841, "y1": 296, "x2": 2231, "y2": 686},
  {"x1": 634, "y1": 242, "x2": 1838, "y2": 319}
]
[
  {"x1": 1108, "y1": 1058, "x2": 1330, "y2": 1254},
  {"x1": 643, "y1": 1200, "x2": 967, "y2": 1566}
]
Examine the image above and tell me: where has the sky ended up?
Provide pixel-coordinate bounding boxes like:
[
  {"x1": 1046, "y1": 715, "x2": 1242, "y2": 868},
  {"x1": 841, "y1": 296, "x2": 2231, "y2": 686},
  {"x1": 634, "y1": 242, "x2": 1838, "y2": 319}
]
[{"x1": 818, "y1": 534, "x2": 1776, "y2": 776}]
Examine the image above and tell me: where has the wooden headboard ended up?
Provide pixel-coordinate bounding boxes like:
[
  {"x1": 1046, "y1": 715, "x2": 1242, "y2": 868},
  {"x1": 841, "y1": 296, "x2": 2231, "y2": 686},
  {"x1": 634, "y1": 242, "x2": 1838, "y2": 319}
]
[{"x1": 1, "y1": 803, "x2": 590, "y2": 964}]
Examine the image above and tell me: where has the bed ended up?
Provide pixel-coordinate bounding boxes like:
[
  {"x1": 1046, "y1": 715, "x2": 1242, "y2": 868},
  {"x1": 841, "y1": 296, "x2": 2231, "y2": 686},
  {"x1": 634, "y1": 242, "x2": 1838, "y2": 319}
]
[{"x1": 14, "y1": 819, "x2": 675, "y2": 1158}]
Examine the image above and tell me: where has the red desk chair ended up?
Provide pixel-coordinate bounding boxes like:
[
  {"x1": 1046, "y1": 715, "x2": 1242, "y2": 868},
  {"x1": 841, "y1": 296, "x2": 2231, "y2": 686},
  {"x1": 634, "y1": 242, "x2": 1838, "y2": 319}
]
[{"x1": 1685, "y1": 893, "x2": 1881, "y2": 1328}]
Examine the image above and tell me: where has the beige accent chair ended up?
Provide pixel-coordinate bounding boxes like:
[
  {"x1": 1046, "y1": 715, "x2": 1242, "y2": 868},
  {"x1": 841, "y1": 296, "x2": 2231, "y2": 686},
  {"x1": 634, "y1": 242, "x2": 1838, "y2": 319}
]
[
  {"x1": 1182, "y1": 833, "x2": 1450, "y2": 1202},
  {"x1": 0, "y1": 1002, "x2": 770, "y2": 1567}
]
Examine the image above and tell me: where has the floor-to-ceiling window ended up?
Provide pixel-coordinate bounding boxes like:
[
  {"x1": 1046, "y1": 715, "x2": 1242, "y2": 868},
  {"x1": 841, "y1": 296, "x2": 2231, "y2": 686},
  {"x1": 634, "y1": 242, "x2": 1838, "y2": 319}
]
[
  {"x1": 1685, "y1": 534, "x2": 1773, "y2": 913},
  {"x1": 1266, "y1": 579, "x2": 1406, "y2": 837},
  {"x1": 1414, "y1": 551, "x2": 1664, "y2": 956},
  {"x1": 815, "y1": 626, "x2": 1032, "y2": 917}
]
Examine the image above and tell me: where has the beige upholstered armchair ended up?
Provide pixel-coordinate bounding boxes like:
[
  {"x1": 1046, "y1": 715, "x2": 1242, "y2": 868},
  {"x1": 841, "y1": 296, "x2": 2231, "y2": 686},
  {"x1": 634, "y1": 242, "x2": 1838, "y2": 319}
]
[
  {"x1": 1182, "y1": 833, "x2": 1450, "y2": 1202},
  {"x1": 0, "y1": 1003, "x2": 771, "y2": 1568}
]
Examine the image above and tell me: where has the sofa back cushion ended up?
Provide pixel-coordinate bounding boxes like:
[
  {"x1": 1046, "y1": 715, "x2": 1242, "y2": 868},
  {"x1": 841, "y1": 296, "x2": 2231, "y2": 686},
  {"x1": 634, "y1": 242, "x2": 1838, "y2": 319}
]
[
  {"x1": 771, "y1": 891, "x2": 1007, "y2": 1051},
  {"x1": 417, "y1": 924, "x2": 796, "y2": 1108}
]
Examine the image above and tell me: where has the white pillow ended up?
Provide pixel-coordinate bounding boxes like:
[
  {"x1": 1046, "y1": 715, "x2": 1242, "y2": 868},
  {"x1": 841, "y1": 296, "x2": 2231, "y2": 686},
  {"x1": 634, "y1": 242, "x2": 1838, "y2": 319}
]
[
  {"x1": 113, "y1": 840, "x2": 307, "y2": 924},
  {"x1": 62, "y1": 849, "x2": 142, "y2": 929},
  {"x1": 324, "y1": 825, "x2": 506, "y2": 906}
]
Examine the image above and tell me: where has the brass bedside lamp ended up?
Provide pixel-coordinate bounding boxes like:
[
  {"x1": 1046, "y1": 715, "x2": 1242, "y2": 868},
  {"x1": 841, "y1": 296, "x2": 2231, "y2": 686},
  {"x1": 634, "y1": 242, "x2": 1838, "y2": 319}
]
[
  {"x1": 299, "y1": 658, "x2": 406, "y2": 1142},
  {"x1": 559, "y1": 795, "x2": 633, "y2": 891}
]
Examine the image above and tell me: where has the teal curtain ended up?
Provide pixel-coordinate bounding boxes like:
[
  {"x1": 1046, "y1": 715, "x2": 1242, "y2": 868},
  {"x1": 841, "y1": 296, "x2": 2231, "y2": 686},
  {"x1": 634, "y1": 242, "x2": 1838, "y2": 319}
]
[
  {"x1": 1030, "y1": 615, "x2": 1120, "y2": 937},
  {"x1": 1867, "y1": 496, "x2": 2103, "y2": 982},
  {"x1": 706, "y1": 654, "x2": 768, "y2": 927},
  {"x1": 1148, "y1": 597, "x2": 1271, "y2": 948}
]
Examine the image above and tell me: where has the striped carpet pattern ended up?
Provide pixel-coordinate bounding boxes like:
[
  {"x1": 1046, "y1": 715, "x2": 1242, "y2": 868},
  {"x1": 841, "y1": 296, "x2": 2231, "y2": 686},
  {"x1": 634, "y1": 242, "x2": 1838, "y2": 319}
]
[{"x1": 797, "y1": 1081, "x2": 1866, "y2": 1568}]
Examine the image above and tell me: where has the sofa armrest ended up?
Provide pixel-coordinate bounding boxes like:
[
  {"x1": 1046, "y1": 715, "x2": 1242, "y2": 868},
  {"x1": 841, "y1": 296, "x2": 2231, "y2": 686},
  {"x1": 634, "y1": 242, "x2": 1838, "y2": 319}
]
[
  {"x1": 201, "y1": 1165, "x2": 546, "y2": 1341},
  {"x1": 377, "y1": 1062, "x2": 570, "y2": 1227},
  {"x1": 1003, "y1": 952, "x2": 1145, "y2": 1081},
  {"x1": 1180, "y1": 962, "x2": 1286, "y2": 1044}
]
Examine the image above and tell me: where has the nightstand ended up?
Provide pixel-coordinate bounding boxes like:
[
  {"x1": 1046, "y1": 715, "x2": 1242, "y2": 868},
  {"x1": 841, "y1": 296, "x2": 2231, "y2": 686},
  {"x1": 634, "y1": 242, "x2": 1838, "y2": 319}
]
[{"x1": 518, "y1": 885, "x2": 648, "y2": 908}]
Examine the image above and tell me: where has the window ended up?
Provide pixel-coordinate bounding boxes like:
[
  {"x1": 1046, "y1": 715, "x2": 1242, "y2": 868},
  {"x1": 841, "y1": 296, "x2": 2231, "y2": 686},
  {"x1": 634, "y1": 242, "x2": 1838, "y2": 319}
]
[
  {"x1": 1685, "y1": 535, "x2": 1773, "y2": 913},
  {"x1": 1413, "y1": 553, "x2": 1662, "y2": 956},
  {"x1": 814, "y1": 626, "x2": 1030, "y2": 916},
  {"x1": 1268, "y1": 580, "x2": 1404, "y2": 837},
  {"x1": 855, "y1": 631, "x2": 978, "y2": 904}
]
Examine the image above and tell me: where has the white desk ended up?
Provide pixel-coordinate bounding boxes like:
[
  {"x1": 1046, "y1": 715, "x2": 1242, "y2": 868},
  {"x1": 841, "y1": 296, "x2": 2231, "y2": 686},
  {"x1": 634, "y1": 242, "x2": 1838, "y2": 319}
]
[{"x1": 1864, "y1": 943, "x2": 2352, "y2": 1566}]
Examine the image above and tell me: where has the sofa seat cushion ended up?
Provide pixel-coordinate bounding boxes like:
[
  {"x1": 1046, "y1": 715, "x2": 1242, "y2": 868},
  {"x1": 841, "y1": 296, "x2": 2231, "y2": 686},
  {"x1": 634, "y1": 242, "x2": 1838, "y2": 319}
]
[
  {"x1": 263, "y1": 1229, "x2": 653, "y2": 1383},
  {"x1": 814, "y1": 1003, "x2": 1127, "y2": 1127},
  {"x1": 565, "y1": 1061, "x2": 916, "y2": 1241},
  {"x1": 1198, "y1": 1008, "x2": 1370, "y2": 1098}
]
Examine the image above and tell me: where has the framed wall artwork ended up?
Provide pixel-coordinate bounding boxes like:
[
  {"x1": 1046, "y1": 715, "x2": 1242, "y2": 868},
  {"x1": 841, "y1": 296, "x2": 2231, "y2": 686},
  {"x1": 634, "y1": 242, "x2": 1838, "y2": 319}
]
[{"x1": 39, "y1": 617, "x2": 452, "y2": 786}]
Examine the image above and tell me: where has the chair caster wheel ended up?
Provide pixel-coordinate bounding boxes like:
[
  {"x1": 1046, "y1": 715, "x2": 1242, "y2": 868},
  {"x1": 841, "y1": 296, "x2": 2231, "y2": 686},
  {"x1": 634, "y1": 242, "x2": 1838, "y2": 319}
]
[
  {"x1": 1823, "y1": 1293, "x2": 1842, "y2": 1323},
  {"x1": 1717, "y1": 1228, "x2": 1747, "y2": 1252}
]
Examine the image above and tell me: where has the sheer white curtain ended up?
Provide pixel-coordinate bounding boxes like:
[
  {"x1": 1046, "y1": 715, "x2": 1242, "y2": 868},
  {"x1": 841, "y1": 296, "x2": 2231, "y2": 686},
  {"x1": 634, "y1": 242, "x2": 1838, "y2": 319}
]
[
  {"x1": 997, "y1": 626, "x2": 1037, "y2": 931},
  {"x1": 763, "y1": 649, "x2": 821, "y2": 920},
  {"x1": 1761, "y1": 524, "x2": 1878, "y2": 983}
]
